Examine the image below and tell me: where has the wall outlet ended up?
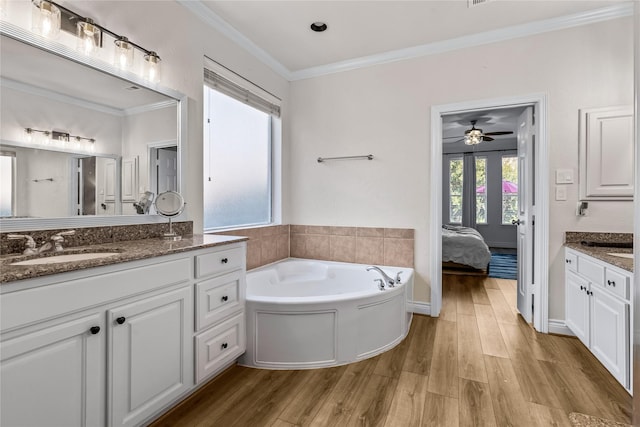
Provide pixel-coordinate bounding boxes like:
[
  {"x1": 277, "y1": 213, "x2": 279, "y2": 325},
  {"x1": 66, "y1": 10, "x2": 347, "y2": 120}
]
[{"x1": 555, "y1": 186, "x2": 567, "y2": 201}]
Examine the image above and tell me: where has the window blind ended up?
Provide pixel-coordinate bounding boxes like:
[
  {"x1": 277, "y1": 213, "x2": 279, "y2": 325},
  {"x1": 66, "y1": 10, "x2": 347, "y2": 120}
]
[{"x1": 204, "y1": 68, "x2": 281, "y2": 117}]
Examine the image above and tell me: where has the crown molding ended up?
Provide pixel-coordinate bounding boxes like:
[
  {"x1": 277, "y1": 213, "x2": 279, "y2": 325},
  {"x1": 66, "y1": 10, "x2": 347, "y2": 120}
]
[
  {"x1": 123, "y1": 100, "x2": 177, "y2": 116},
  {"x1": 180, "y1": 2, "x2": 632, "y2": 82},
  {"x1": 290, "y1": 3, "x2": 633, "y2": 80},
  {"x1": 176, "y1": 0, "x2": 292, "y2": 80}
]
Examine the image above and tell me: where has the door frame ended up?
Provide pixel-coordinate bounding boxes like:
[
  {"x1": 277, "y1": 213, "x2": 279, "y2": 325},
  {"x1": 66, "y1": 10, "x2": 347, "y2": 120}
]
[{"x1": 430, "y1": 93, "x2": 549, "y2": 332}]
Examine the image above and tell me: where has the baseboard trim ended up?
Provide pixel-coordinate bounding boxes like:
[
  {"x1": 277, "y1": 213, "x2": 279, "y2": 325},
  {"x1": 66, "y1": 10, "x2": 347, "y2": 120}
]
[
  {"x1": 410, "y1": 301, "x2": 431, "y2": 316},
  {"x1": 548, "y1": 319, "x2": 575, "y2": 336}
]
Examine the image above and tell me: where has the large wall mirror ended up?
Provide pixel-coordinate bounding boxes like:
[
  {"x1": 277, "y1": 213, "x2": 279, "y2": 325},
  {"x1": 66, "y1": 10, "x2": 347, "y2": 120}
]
[{"x1": 0, "y1": 24, "x2": 186, "y2": 232}]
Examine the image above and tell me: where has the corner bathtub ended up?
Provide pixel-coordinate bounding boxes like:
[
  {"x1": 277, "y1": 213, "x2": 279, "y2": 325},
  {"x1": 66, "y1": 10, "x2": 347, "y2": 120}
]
[{"x1": 239, "y1": 259, "x2": 414, "y2": 370}]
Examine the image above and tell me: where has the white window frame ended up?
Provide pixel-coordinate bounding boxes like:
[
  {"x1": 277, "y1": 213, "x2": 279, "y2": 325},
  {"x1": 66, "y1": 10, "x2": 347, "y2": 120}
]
[{"x1": 203, "y1": 57, "x2": 282, "y2": 232}]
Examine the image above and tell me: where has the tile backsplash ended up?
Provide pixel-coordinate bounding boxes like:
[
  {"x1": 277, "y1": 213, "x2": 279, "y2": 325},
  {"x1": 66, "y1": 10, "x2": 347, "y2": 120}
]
[{"x1": 212, "y1": 224, "x2": 414, "y2": 270}]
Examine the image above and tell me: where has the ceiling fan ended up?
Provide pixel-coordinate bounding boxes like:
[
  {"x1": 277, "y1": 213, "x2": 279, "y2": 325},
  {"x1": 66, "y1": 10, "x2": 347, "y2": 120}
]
[{"x1": 443, "y1": 120, "x2": 514, "y2": 145}]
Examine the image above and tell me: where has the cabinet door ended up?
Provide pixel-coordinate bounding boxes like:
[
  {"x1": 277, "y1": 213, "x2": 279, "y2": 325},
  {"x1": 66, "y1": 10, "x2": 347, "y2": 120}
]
[
  {"x1": 579, "y1": 106, "x2": 634, "y2": 200},
  {"x1": 590, "y1": 286, "x2": 629, "y2": 387},
  {"x1": 1, "y1": 313, "x2": 105, "y2": 427},
  {"x1": 565, "y1": 271, "x2": 590, "y2": 346},
  {"x1": 109, "y1": 286, "x2": 193, "y2": 427}
]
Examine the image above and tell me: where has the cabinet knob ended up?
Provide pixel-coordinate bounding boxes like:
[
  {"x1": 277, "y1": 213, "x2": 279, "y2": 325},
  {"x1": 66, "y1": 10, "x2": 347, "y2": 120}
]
[
  {"x1": 90, "y1": 326, "x2": 101, "y2": 335},
  {"x1": 580, "y1": 285, "x2": 584, "y2": 291},
  {"x1": 115, "y1": 316, "x2": 126, "y2": 325},
  {"x1": 611, "y1": 281, "x2": 616, "y2": 287},
  {"x1": 221, "y1": 342, "x2": 228, "y2": 350},
  {"x1": 221, "y1": 295, "x2": 229, "y2": 302},
  {"x1": 221, "y1": 258, "x2": 229, "y2": 264}
]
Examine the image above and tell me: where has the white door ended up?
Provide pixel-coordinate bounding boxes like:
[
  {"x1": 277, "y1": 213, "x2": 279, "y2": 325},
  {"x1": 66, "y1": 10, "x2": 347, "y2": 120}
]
[
  {"x1": 516, "y1": 107, "x2": 534, "y2": 323},
  {"x1": 1, "y1": 314, "x2": 105, "y2": 427},
  {"x1": 157, "y1": 147, "x2": 178, "y2": 193},
  {"x1": 109, "y1": 286, "x2": 193, "y2": 427}
]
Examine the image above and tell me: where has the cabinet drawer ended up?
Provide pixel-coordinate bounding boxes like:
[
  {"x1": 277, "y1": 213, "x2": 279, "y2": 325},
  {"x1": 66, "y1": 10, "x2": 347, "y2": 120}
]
[
  {"x1": 195, "y1": 271, "x2": 245, "y2": 331},
  {"x1": 195, "y1": 312, "x2": 245, "y2": 383},
  {"x1": 577, "y1": 256, "x2": 605, "y2": 286},
  {"x1": 604, "y1": 269, "x2": 630, "y2": 301},
  {"x1": 565, "y1": 251, "x2": 578, "y2": 272},
  {"x1": 195, "y1": 247, "x2": 245, "y2": 279}
]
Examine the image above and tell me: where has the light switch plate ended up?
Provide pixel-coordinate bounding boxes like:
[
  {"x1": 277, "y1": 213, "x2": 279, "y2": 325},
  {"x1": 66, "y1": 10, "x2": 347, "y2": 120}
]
[
  {"x1": 556, "y1": 169, "x2": 574, "y2": 184},
  {"x1": 555, "y1": 186, "x2": 567, "y2": 201}
]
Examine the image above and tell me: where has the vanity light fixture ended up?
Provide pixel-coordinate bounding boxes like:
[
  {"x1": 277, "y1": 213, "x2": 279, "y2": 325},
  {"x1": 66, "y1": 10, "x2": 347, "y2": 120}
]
[
  {"x1": 31, "y1": 0, "x2": 61, "y2": 39},
  {"x1": 114, "y1": 36, "x2": 134, "y2": 71},
  {"x1": 77, "y1": 17, "x2": 101, "y2": 55},
  {"x1": 143, "y1": 51, "x2": 161, "y2": 83},
  {"x1": 30, "y1": 0, "x2": 161, "y2": 82}
]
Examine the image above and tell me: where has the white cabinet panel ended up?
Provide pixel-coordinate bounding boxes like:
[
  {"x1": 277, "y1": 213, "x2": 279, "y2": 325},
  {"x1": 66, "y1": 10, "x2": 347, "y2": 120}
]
[
  {"x1": 565, "y1": 270, "x2": 590, "y2": 346},
  {"x1": 579, "y1": 106, "x2": 634, "y2": 200},
  {"x1": 590, "y1": 286, "x2": 629, "y2": 386},
  {"x1": 109, "y1": 286, "x2": 193, "y2": 427},
  {"x1": 1, "y1": 313, "x2": 105, "y2": 427},
  {"x1": 195, "y1": 312, "x2": 245, "y2": 383},
  {"x1": 196, "y1": 270, "x2": 244, "y2": 330},
  {"x1": 121, "y1": 156, "x2": 139, "y2": 202}
]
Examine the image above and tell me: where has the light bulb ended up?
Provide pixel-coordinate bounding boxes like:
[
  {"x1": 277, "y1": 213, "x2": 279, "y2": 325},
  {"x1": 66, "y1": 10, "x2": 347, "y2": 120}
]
[
  {"x1": 114, "y1": 36, "x2": 134, "y2": 71},
  {"x1": 31, "y1": 0, "x2": 60, "y2": 39},
  {"x1": 77, "y1": 18, "x2": 101, "y2": 55},
  {"x1": 143, "y1": 51, "x2": 161, "y2": 83}
]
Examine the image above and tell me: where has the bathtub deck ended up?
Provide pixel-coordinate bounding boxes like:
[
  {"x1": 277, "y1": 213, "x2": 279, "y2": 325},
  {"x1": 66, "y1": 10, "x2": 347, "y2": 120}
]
[{"x1": 150, "y1": 274, "x2": 631, "y2": 427}]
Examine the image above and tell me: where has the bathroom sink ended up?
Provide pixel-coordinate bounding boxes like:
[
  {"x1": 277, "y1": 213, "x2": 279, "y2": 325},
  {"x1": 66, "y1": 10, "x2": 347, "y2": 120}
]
[
  {"x1": 10, "y1": 252, "x2": 119, "y2": 266},
  {"x1": 607, "y1": 253, "x2": 634, "y2": 260}
]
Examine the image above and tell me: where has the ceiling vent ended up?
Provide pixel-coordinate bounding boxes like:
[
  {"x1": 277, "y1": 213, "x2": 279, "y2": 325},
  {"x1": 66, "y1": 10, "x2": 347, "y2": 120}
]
[{"x1": 468, "y1": 0, "x2": 490, "y2": 7}]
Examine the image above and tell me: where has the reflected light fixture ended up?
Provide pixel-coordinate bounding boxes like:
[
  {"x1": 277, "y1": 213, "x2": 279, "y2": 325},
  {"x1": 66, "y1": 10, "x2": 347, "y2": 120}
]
[
  {"x1": 114, "y1": 36, "x2": 134, "y2": 71},
  {"x1": 24, "y1": 127, "x2": 95, "y2": 151},
  {"x1": 464, "y1": 129, "x2": 483, "y2": 145},
  {"x1": 31, "y1": 0, "x2": 61, "y2": 39}
]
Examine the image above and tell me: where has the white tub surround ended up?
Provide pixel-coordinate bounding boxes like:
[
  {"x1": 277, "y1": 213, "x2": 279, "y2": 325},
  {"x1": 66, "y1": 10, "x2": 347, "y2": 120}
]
[{"x1": 240, "y1": 259, "x2": 414, "y2": 370}]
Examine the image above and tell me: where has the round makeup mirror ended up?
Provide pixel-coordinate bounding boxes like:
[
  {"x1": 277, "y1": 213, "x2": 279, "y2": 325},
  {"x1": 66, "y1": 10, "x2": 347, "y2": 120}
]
[{"x1": 155, "y1": 191, "x2": 185, "y2": 240}]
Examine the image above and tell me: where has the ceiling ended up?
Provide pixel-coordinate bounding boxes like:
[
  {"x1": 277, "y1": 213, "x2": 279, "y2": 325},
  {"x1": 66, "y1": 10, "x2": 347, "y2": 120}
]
[
  {"x1": 442, "y1": 106, "x2": 526, "y2": 145},
  {"x1": 195, "y1": 0, "x2": 628, "y2": 75}
]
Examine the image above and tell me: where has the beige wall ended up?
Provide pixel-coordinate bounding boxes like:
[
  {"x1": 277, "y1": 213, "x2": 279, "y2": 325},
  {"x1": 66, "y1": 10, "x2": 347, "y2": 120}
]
[{"x1": 288, "y1": 18, "x2": 634, "y2": 318}]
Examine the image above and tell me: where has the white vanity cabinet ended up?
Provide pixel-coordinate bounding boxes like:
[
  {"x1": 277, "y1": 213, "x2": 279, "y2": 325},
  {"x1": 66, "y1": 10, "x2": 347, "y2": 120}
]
[
  {"x1": 0, "y1": 240, "x2": 247, "y2": 427},
  {"x1": 564, "y1": 248, "x2": 632, "y2": 390}
]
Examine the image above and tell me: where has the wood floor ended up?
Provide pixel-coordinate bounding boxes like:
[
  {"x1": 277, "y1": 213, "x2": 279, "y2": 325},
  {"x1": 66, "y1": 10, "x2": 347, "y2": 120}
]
[{"x1": 151, "y1": 274, "x2": 631, "y2": 427}]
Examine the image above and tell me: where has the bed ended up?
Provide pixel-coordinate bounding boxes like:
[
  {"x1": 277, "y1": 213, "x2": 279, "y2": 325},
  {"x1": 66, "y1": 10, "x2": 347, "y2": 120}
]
[{"x1": 441, "y1": 225, "x2": 491, "y2": 273}]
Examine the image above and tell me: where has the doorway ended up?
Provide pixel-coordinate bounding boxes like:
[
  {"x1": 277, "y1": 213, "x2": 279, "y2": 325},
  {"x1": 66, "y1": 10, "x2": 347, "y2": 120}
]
[
  {"x1": 430, "y1": 94, "x2": 549, "y2": 332},
  {"x1": 148, "y1": 143, "x2": 178, "y2": 196}
]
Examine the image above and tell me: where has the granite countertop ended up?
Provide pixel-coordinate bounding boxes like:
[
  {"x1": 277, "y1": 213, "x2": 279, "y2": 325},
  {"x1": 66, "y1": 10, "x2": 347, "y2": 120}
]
[
  {"x1": 564, "y1": 243, "x2": 633, "y2": 273},
  {"x1": 0, "y1": 234, "x2": 248, "y2": 284}
]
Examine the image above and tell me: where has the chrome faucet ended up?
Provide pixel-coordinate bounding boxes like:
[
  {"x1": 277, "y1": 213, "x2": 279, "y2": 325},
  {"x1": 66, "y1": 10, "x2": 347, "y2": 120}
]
[
  {"x1": 367, "y1": 266, "x2": 396, "y2": 287},
  {"x1": 38, "y1": 230, "x2": 76, "y2": 253},
  {"x1": 7, "y1": 234, "x2": 37, "y2": 255}
]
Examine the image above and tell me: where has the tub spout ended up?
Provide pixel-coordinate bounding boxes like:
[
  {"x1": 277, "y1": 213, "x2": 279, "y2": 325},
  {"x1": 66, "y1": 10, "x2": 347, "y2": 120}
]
[{"x1": 367, "y1": 266, "x2": 395, "y2": 287}]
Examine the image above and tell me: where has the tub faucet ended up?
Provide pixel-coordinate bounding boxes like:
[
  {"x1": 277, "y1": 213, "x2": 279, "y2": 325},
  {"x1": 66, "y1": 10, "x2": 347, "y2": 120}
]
[
  {"x1": 367, "y1": 266, "x2": 396, "y2": 287},
  {"x1": 375, "y1": 279, "x2": 385, "y2": 291}
]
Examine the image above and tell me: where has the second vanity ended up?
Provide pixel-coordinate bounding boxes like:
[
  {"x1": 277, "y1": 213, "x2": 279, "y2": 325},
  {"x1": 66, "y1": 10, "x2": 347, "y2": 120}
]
[
  {"x1": 564, "y1": 234, "x2": 633, "y2": 393},
  {"x1": 0, "y1": 234, "x2": 247, "y2": 427}
]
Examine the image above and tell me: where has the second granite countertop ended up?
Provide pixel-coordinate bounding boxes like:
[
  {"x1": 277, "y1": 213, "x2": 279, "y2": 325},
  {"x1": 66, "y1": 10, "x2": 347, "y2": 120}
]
[
  {"x1": 564, "y1": 243, "x2": 633, "y2": 273},
  {"x1": 0, "y1": 234, "x2": 248, "y2": 284}
]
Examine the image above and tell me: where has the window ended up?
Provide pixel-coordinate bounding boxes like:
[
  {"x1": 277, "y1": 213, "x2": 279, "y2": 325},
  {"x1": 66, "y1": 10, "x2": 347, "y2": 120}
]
[
  {"x1": 203, "y1": 62, "x2": 281, "y2": 231},
  {"x1": 448, "y1": 158, "x2": 463, "y2": 223},
  {"x1": 0, "y1": 152, "x2": 15, "y2": 217},
  {"x1": 475, "y1": 157, "x2": 487, "y2": 224},
  {"x1": 501, "y1": 155, "x2": 518, "y2": 224}
]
